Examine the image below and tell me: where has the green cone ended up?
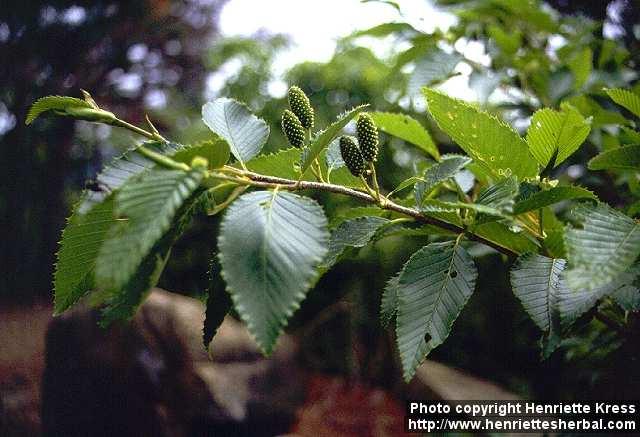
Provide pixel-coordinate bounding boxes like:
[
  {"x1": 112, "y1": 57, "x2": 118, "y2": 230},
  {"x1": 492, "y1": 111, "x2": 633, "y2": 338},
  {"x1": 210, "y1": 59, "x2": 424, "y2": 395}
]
[
  {"x1": 339, "y1": 136, "x2": 366, "y2": 177},
  {"x1": 282, "y1": 109, "x2": 305, "y2": 148},
  {"x1": 288, "y1": 86, "x2": 314, "y2": 129},
  {"x1": 356, "y1": 113, "x2": 379, "y2": 162}
]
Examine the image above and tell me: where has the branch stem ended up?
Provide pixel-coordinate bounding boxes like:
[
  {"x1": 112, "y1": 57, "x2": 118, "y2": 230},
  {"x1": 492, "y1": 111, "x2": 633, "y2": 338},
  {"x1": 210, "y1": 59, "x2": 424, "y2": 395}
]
[{"x1": 205, "y1": 169, "x2": 516, "y2": 257}]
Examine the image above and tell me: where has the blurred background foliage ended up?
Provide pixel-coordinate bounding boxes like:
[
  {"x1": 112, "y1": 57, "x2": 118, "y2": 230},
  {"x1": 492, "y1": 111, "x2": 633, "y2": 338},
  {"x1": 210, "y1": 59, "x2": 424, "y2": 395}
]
[{"x1": 2, "y1": 0, "x2": 639, "y2": 400}]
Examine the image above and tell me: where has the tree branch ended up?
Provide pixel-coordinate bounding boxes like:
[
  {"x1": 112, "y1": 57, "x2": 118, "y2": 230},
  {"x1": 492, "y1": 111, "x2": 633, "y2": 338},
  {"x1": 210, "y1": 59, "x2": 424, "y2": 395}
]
[{"x1": 218, "y1": 169, "x2": 518, "y2": 257}]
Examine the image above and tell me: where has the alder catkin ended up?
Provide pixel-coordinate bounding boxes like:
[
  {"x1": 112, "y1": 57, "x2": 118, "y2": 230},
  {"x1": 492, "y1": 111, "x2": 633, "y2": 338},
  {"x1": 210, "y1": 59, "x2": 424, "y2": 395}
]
[
  {"x1": 288, "y1": 86, "x2": 314, "y2": 130},
  {"x1": 356, "y1": 113, "x2": 379, "y2": 162},
  {"x1": 281, "y1": 109, "x2": 305, "y2": 148},
  {"x1": 339, "y1": 135, "x2": 366, "y2": 177}
]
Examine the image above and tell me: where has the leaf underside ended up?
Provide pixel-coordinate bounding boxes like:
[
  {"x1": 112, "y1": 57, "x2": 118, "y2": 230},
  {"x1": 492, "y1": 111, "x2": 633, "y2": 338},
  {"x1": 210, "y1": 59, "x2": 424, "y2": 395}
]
[
  {"x1": 202, "y1": 98, "x2": 269, "y2": 164},
  {"x1": 564, "y1": 203, "x2": 640, "y2": 292}
]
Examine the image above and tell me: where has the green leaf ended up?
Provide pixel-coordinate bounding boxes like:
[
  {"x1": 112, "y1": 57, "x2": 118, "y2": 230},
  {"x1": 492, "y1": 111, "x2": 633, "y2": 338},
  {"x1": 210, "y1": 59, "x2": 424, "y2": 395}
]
[
  {"x1": 53, "y1": 196, "x2": 116, "y2": 314},
  {"x1": 321, "y1": 216, "x2": 390, "y2": 268},
  {"x1": 172, "y1": 138, "x2": 230, "y2": 169},
  {"x1": 98, "y1": 187, "x2": 207, "y2": 325},
  {"x1": 300, "y1": 105, "x2": 368, "y2": 176},
  {"x1": 611, "y1": 284, "x2": 640, "y2": 312},
  {"x1": 218, "y1": 191, "x2": 329, "y2": 354},
  {"x1": 588, "y1": 145, "x2": 640, "y2": 171},
  {"x1": 606, "y1": 88, "x2": 640, "y2": 118},
  {"x1": 99, "y1": 242, "x2": 171, "y2": 326},
  {"x1": 487, "y1": 24, "x2": 521, "y2": 55},
  {"x1": 620, "y1": 126, "x2": 640, "y2": 144},
  {"x1": 329, "y1": 206, "x2": 387, "y2": 228},
  {"x1": 369, "y1": 112, "x2": 439, "y2": 159},
  {"x1": 414, "y1": 155, "x2": 472, "y2": 206},
  {"x1": 526, "y1": 106, "x2": 591, "y2": 168},
  {"x1": 419, "y1": 199, "x2": 509, "y2": 218},
  {"x1": 473, "y1": 222, "x2": 540, "y2": 255},
  {"x1": 203, "y1": 258, "x2": 233, "y2": 348},
  {"x1": 351, "y1": 21, "x2": 416, "y2": 38},
  {"x1": 325, "y1": 138, "x2": 344, "y2": 173},
  {"x1": 567, "y1": 47, "x2": 592, "y2": 90},
  {"x1": 513, "y1": 186, "x2": 597, "y2": 214},
  {"x1": 245, "y1": 148, "x2": 300, "y2": 179},
  {"x1": 380, "y1": 272, "x2": 400, "y2": 328},
  {"x1": 558, "y1": 268, "x2": 639, "y2": 328},
  {"x1": 96, "y1": 168, "x2": 204, "y2": 289},
  {"x1": 26, "y1": 96, "x2": 92, "y2": 124},
  {"x1": 564, "y1": 203, "x2": 640, "y2": 292},
  {"x1": 202, "y1": 98, "x2": 270, "y2": 165},
  {"x1": 80, "y1": 141, "x2": 184, "y2": 212},
  {"x1": 423, "y1": 88, "x2": 538, "y2": 179},
  {"x1": 476, "y1": 176, "x2": 518, "y2": 215},
  {"x1": 510, "y1": 254, "x2": 565, "y2": 332},
  {"x1": 395, "y1": 240, "x2": 477, "y2": 381}
]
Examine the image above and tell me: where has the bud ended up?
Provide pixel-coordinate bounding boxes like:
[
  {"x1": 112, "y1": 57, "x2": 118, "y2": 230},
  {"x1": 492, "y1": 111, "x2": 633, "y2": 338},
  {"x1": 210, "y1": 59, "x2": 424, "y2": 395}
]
[
  {"x1": 339, "y1": 136, "x2": 366, "y2": 177},
  {"x1": 191, "y1": 156, "x2": 209, "y2": 170},
  {"x1": 288, "y1": 86, "x2": 314, "y2": 129},
  {"x1": 356, "y1": 113, "x2": 379, "y2": 162},
  {"x1": 281, "y1": 109, "x2": 306, "y2": 148}
]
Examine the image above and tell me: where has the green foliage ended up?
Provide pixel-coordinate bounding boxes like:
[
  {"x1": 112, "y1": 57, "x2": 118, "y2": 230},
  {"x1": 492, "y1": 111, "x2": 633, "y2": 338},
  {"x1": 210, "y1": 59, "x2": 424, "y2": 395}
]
[
  {"x1": 26, "y1": 96, "x2": 97, "y2": 125},
  {"x1": 564, "y1": 203, "x2": 640, "y2": 292},
  {"x1": 414, "y1": 155, "x2": 471, "y2": 206},
  {"x1": 588, "y1": 145, "x2": 640, "y2": 171},
  {"x1": 606, "y1": 88, "x2": 640, "y2": 118},
  {"x1": 322, "y1": 216, "x2": 389, "y2": 268},
  {"x1": 393, "y1": 240, "x2": 477, "y2": 381},
  {"x1": 202, "y1": 98, "x2": 270, "y2": 165},
  {"x1": 95, "y1": 168, "x2": 204, "y2": 289},
  {"x1": 510, "y1": 254, "x2": 564, "y2": 333},
  {"x1": 513, "y1": 186, "x2": 596, "y2": 214},
  {"x1": 217, "y1": 191, "x2": 329, "y2": 354},
  {"x1": 30, "y1": 3, "x2": 640, "y2": 388},
  {"x1": 423, "y1": 88, "x2": 538, "y2": 179},
  {"x1": 567, "y1": 47, "x2": 592, "y2": 90},
  {"x1": 369, "y1": 112, "x2": 439, "y2": 159},
  {"x1": 172, "y1": 138, "x2": 230, "y2": 169},
  {"x1": 54, "y1": 197, "x2": 116, "y2": 314},
  {"x1": 526, "y1": 106, "x2": 591, "y2": 168}
]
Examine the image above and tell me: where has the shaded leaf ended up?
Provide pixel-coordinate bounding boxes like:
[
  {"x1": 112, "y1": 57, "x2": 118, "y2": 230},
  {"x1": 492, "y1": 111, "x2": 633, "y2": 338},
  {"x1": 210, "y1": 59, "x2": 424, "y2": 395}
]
[
  {"x1": 218, "y1": 191, "x2": 329, "y2": 354},
  {"x1": 53, "y1": 197, "x2": 116, "y2": 314},
  {"x1": 380, "y1": 272, "x2": 400, "y2": 328},
  {"x1": 96, "y1": 168, "x2": 204, "y2": 289},
  {"x1": 564, "y1": 203, "x2": 640, "y2": 291},
  {"x1": 513, "y1": 186, "x2": 597, "y2": 214},
  {"x1": 414, "y1": 155, "x2": 472, "y2": 207},
  {"x1": 510, "y1": 254, "x2": 565, "y2": 332},
  {"x1": 321, "y1": 216, "x2": 389, "y2": 268},
  {"x1": 588, "y1": 145, "x2": 640, "y2": 171},
  {"x1": 395, "y1": 240, "x2": 477, "y2": 381}
]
